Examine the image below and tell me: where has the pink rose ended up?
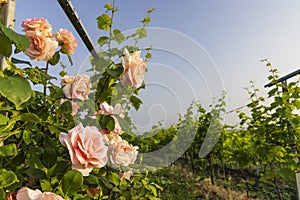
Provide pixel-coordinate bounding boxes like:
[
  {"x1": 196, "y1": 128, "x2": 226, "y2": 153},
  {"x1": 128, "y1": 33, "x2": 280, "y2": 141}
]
[
  {"x1": 109, "y1": 135, "x2": 138, "y2": 168},
  {"x1": 62, "y1": 74, "x2": 91, "y2": 101},
  {"x1": 60, "y1": 99, "x2": 80, "y2": 116},
  {"x1": 41, "y1": 192, "x2": 64, "y2": 200},
  {"x1": 24, "y1": 31, "x2": 58, "y2": 61},
  {"x1": 59, "y1": 123, "x2": 108, "y2": 176},
  {"x1": 119, "y1": 170, "x2": 134, "y2": 181},
  {"x1": 98, "y1": 101, "x2": 124, "y2": 117},
  {"x1": 22, "y1": 18, "x2": 52, "y2": 37},
  {"x1": 96, "y1": 102, "x2": 124, "y2": 135},
  {"x1": 55, "y1": 28, "x2": 78, "y2": 55},
  {"x1": 111, "y1": 115, "x2": 124, "y2": 135},
  {"x1": 98, "y1": 101, "x2": 114, "y2": 115},
  {"x1": 16, "y1": 187, "x2": 63, "y2": 200},
  {"x1": 121, "y1": 48, "x2": 147, "y2": 88}
]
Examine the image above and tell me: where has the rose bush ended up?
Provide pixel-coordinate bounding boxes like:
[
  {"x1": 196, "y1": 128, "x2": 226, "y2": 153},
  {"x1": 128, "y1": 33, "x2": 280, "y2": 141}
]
[{"x1": 0, "y1": 1, "x2": 161, "y2": 199}]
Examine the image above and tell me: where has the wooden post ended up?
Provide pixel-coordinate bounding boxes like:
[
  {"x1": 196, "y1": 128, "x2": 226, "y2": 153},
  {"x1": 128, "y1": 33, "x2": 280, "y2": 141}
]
[{"x1": 0, "y1": 0, "x2": 16, "y2": 70}]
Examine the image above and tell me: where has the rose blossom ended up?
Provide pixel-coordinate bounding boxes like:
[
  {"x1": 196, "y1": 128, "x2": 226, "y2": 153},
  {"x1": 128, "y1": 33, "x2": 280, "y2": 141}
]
[
  {"x1": 22, "y1": 18, "x2": 52, "y2": 37},
  {"x1": 121, "y1": 48, "x2": 147, "y2": 88},
  {"x1": 62, "y1": 74, "x2": 91, "y2": 101},
  {"x1": 111, "y1": 115, "x2": 124, "y2": 135},
  {"x1": 109, "y1": 135, "x2": 138, "y2": 168},
  {"x1": 59, "y1": 123, "x2": 108, "y2": 176},
  {"x1": 24, "y1": 31, "x2": 58, "y2": 61},
  {"x1": 119, "y1": 170, "x2": 134, "y2": 181},
  {"x1": 16, "y1": 187, "x2": 63, "y2": 200},
  {"x1": 96, "y1": 102, "x2": 124, "y2": 135},
  {"x1": 55, "y1": 28, "x2": 78, "y2": 55},
  {"x1": 98, "y1": 101, "x2": 124, "y2": 118}
]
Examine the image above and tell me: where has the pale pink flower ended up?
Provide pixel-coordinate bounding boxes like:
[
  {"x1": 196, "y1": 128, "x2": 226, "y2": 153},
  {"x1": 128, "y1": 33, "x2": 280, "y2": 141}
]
[
  {"x1": 16, "y1": 187, "x2": 63, "y2": 200},
  {"x1": 22, "y1": 18, "x2": 52, "y2": 37},
  {"x1": 96, "y1": 102, "x2": 124, "y2": 135},
  {"x1": 119, "y1": 170, "x2": 134, "y2": 181},
  {"x1": 98, "y1": 101, "x2": 124, "y2": 118},
  {"x1": 41, "y1": 192, "x2": 64, "y2": 200},
  {"x1": 109, "y1": 135, "x2": 138, "y2": 168},
  {"x1": 111, "y1": 115, "x2": 124, "y2": 135},
  {"x1": 62, "y1": 74, "x2": 91, "y2": 101},
  {"x1": 59, "y1": 123, "x2": 108, "y2": 176},
  {"x1": 60, "y1": 99, "x2": 80, "y2": 116},
  {"x1": 98, "y1": 101, "x2": 114, "y2": 115},
  {"x1": 55, "y1": 28, "x2": 78, "y2": 55},
  {"x1": 121, "y1": 48, "x2": 147, "y2": 88},
  {"x1": 24, "y1": 31, "x2": 58, "y2": 61}
]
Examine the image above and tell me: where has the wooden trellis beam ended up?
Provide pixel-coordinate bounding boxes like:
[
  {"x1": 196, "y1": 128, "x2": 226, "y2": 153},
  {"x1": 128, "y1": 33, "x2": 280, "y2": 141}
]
[
  {"x1": 0, "y1": 0, "x2": 16, "y2": 70},
  {"x1": 57, "y1": 0, "x2": 98, "y2": 59}
]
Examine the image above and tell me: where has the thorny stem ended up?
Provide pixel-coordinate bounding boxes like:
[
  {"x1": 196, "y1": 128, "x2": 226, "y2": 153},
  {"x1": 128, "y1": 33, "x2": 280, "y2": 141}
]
[
  {"x1": 107, "y1": 0, "x2": 116, "y2": 59},
  {"x1": 44, "y1": 61, "x2": 49, "y2": 96}
]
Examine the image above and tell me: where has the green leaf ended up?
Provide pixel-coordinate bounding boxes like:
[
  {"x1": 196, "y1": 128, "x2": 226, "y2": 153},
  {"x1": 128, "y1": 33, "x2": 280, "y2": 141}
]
[
  {"x1": 28, "y1": 153, "x2": 44, "y2": 169},
  {"x1": 106, "y1": 64, "x2": 124, "y2": 78},
  {"x1": 62, "y1": 170, "x2": 83, "y2": 196},
  {"x1": 147, "y1": 8, "x2": 156, "y2": 14},
  {"x1": 0, "y1": 114, "x2": 9, "y2": 125},
  {"x1": 40, "y1": 179, "x2": 52, "y2": 191},
  {"x1": 0, "y1": 34, "x2": 12, "y2": 57},
  {"x1": 108, "y1": 172, "x2": 120, "y2": 186},
  {"x1": 136, "y1": 28, "x2": 147, "y2": 39},
  {"x1": 97, "y1": 14, "x2": 112, "y2": 31},
  {"x1": 25, "y1": 167, "x2": 47, "y2": 179},
  {"x1": 104, "y1": 3, "x2": 113, "y2": 11},
  {"x1": 112, "y1": 29, "x2": 125, "y2": 44},
  {"x1": 0, "y1": 75, "x2": 32, "y2": 109},
  {"x1": 49, "y1": 51, "x2": 60, "y2": 66},
  {"x1": 129, "y1": 95, "x2": 143, "y2": 110},
  {"x1": 23, "y1": 129, "x2": 32, "y2": 145},
  {"x1": 0, "y1": 143, "x2": 17, "y2": 157},
  {"x1": 141, "y1": 17, "x2": 151, "y2": 25},
  {"x1": 0, "y1": 169, "x2": 19, "y2": 188},
  {"x1": 100, "y1": 115, "x2": 115, "y2": 131},
  {"x1": 42, "y1": 148, "x2": 57, "y2": 169},
  {"x1": 0, "y1": 23, "x2": 30, "y2": 51},
  {"x1": 99, "y1": 177, "x2": 113, "y2": 189},
  {"x1": 146, "y1": 52, "x2": 152, "y2": 59},
  {"x1": 147, "y1": 185, "x2": 157, "y2": 196},
  {"x1": 98, "y1": 36, "x2": 109, "y2": 46},
  {"x1": 119, "y1": 180, "x2": 128, "y2": 191},
  {"x1": 85, "y1": 175, "x2": 99, "y2": 185},
  {"x1": 0, "y1": 188, "x2": 4, "y2": 200},
  {"x1": 293, "y1": 99, "x2": 300, "y2": 109},
  {"x1": 11, "y1": 113, "x2": 41, "y2": 123},
  {"x1": 67, "y1": 54, "x2": 73, "y2": 66}
]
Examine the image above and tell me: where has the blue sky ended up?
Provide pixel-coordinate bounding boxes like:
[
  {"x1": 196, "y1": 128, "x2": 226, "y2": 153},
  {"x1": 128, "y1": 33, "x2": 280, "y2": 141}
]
[{"x1": 14, "y1": 1, "x2": 300, "y2": 129}]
